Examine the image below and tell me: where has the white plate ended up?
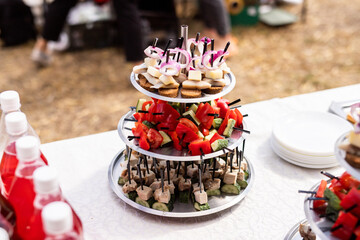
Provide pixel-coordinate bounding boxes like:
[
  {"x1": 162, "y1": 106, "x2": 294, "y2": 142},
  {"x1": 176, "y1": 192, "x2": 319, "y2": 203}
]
[
  {"x1": 271, "y1": 135, "x2": 336, "y2": 165},
  {"x1": 108, "y1": 149, "x2": 255, "y2": 218},
  {"x1": 273, "y1": 111, "x2": 353, "y2": 156},
  {"x1": 131, "y1": 71, "x2": 236, "y2": 103},
  {"x1": 271, "y1": 138, "x2": 338, "y2": 169}
]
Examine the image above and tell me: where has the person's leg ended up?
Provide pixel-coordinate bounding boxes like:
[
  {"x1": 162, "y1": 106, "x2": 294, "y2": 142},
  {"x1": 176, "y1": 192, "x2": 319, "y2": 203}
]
[
  {"x1": 199, "y1": 0, "x2": 231, "y2": 37},
  {"x1": 32, "y1": 0, "x2": 77, "y2": 66},
  {"x1": 199, "y1": 0, "x2": 237, "y2": 55},
  {"x1": 113, "y1": 0, "x2": 144, "y2": 63}
]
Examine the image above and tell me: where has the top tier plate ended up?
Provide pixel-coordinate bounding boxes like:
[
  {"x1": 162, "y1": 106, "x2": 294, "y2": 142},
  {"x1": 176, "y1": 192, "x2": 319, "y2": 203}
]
[{"x1": 130, "y1": 71, "x2": 236, "y2": 103}]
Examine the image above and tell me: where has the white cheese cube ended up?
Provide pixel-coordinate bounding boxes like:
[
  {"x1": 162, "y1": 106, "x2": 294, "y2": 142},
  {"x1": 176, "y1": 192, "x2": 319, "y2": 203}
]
[
  {"x1": 144, "y1": 57, "x2": 157, "y2": 67},
  {"x1": 188, "y1": 70, "x2": 202, "y2": 81},
  {"x1": 159, "y1": 75, "x2": 176, "y2": 85},
  {"x1": 147, "y1": 66, "x2": 161, "y2": 78},
  {"x1": 205, "y1": 69, "x2": 223, "y2": 79},
  {"x1": 349, "y1": 131, "x2": 360, "y2": 148}
]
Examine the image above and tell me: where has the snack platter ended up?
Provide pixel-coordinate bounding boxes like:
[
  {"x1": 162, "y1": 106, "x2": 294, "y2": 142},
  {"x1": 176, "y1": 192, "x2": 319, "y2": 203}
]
[
  {"x1": 303, "y1": 180, "x2": 337, "y2": 240},
  {"x1": 108, "y1": 148, "x2": 254, "y2": 217},
  {"x1": 335, "y1": 132, "x2": 360, "y2": 180},
  {"x1": 131, "y1": 71, "x2": 236, "y2": 103},
  {"x1": 117, "y1": 110, "x2": 247, "y2": 161}
]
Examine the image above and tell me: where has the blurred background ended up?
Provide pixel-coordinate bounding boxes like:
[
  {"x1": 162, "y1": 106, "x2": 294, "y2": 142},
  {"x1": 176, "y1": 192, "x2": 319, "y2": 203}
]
[{"x1": 1, "y1": 0, "x2": 359, "y2": 143}]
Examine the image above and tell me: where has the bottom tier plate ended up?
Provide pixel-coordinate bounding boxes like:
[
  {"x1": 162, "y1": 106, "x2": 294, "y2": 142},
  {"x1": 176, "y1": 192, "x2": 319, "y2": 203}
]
[
  {"x1": 284, "y1": 219, "x2": 314, "y2": 240},
  {"x1": 108, "y1": 148, "x2": 254, "y2": 218}
]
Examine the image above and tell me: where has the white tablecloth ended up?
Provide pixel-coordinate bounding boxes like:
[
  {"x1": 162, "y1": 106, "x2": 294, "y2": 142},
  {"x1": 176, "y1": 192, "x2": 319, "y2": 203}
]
[{"x1": 41, "y1": 84, "x2": 360, "y2": 240}]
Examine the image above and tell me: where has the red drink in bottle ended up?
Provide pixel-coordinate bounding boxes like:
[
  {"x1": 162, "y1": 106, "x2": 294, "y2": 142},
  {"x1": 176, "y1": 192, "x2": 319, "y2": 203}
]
[
  {"x1": 42, "y1": 202, "x2": 83, "y2": 240},
  {"x1": 8, "y1": 136, "x2": 45, "y2": 239},
  {"x1": 27, "y1": 166, "x2": 83, "y2": 240}
]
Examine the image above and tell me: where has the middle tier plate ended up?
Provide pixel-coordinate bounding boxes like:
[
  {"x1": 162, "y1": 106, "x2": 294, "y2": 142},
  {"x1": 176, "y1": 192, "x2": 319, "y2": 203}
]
[{"x1": 117, "y1": 110, "x2": 247, "y2": 161}]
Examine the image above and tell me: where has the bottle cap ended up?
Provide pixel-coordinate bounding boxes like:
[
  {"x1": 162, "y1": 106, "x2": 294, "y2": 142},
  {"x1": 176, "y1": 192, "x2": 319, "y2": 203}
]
[
  {"x1": 0, "y1": 228, "x2": 9, "y2": 240},
  {"x1": 0, "y1": 91, "x2": 21, "y2": 112},
  {"x1": 33, "y1": 166, "x2": 59, "y2": 194},
  {"x1": 42, "y1": 202, "x2": 73, "y2": 235},
  {"x1": 15, "y1": 136, "x2": 40, "y2": 162},
  {"x1": 5, "y1": 112, "x2": 27, "y2": 135}
]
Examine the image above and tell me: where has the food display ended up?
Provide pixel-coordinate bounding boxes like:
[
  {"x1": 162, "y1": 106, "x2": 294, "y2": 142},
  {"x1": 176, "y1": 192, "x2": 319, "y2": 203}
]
[
  {"x1": 132, "y1": 33, "x2": 233, "y2": 99},
  {"x1": 109, "y1": 26, "x2": 253, "y2": 217},
  {"x1": 302, "y1": 171, "x2": 360, "y2": 240},
  {"x1": 129, "y1": 97, "x2": 246, "y2": 156}
]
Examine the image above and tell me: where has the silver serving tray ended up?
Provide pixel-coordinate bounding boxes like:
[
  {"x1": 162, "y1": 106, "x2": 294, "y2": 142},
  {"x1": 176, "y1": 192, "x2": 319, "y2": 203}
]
[
  {"x1": 117, "y1": 110, "x2": 247, "y2": 161},
  {"x1": 304, "y1": 180, "x2": 338, "y2": 240},
  {"x1": 284, "y1": 219, "x2": 311, "y2": 240},
  {"x1": 335, "y1": 131, "x2": 360, "y2": 180},
  {"x1": 108, "y1": 148, "x2": 254, "y2": 218},
  {"x1": 130, "y1": 71, "x2": 236, "y2": 103}
]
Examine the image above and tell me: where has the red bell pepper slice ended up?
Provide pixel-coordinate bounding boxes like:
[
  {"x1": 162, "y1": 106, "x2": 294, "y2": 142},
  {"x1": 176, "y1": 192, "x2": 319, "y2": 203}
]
[
  {"x1": 132, "y1": 122, "x2": 149, "y2": 137},
  {"x1": 331, "y1": 211, "x2": 358, "y2": 240},
  {"x1": 156, "y1": 122, "x2": 177, "y2": 132},
  {"x1": 329, "y1": 178, "x2": 347, "y2": 200},
  {"x1": 146, "y1": 128, "x2": 163, "y2": 149},
  {"x1": 188, "y1": 139, "x2": 212, "y2": 156},
  {"x1": 217, "y1": 99, "x2": 230, "y2": 118},
  {"x1": 169, "y1": 131, "x2": 182, "y2": 151},
  {"x1": 200, "y1": 126, "x2": 209, "y2": 136},
  {"x1": 175, "y1": 123, "x2": 200, "y2": 144},
  {"x1": 195, "y1": 103, "x2": 214, "y2": 129},
  {"x1": 179, "y1": 118, "x2": 198, "y2": 133},
  {"x1": 196, "y1": 103, "x2": 205, "y2": 115},
  {"x1": 139, "y1": 134, "x2": 150, "y2": 150},
  {"x1": 133, "y1": 112, "x2": 144, "y2": 123},
  {"x1": 142, "y1": 100, "x2": 153, "y2": 111},
  {"x1": 234, "y1": 108, "x2": 243, "y2": 127},
  {"x1": 218, "y1": 109, "x2": 231, "y2": 135},
  {"x1": 213, "y1": 106, "x2": 220, "y2": 116},
  {"x1": 210, "y1": 132, "x2": 224, "y2": 144},
  {"x1": 313, "y1": 180, "x2": 327, "y2": 209},
  {"x1": 340, "y1": 172, "x2": 360, "y2": 190},
  {"x1": 340, "y1": 188, "x2": 360, "y2": 218}
]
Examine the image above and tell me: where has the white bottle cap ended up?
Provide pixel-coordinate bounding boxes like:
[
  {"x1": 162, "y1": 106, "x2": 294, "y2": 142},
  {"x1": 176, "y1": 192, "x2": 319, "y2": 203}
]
[
  {"x1": 0, "y1": 91, "x2": 21, "y2": 112},
  {"x1": 0, "y1": 228, "x2": 9, "y2": 240},
  {"x1": 15, "y1": 136, "x2": 40, "y2": 162},
  {"x1": 5, "y1": 112, "x2": 27, "y2": 135},
  {"x1": 42, "y1": 202, "x2": 73, "y2": 235},
  {"x1": 33, "y1": 166, "x2": 59, "y2": 194}
]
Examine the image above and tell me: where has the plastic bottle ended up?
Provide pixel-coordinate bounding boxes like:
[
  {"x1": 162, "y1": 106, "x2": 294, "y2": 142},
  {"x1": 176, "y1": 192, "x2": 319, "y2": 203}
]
[
  {"x1": 0, "y1": 113, "x2": 49, "y2": 198},
  {"x1": 0, "y1": 227, "x2": 10, "y2": 240},
  {"x1": 42, "y1": 202, "x2": 83, "y2": 240},
  {"x1": 7, "y1": 136, "x2": 45, "y2": 239},
  {"x1": 0, "y1": 91, "x2": 37, "y2": 156},
  {"x1": 26, "y1": 166, "x2": 83, "y2": 240}
]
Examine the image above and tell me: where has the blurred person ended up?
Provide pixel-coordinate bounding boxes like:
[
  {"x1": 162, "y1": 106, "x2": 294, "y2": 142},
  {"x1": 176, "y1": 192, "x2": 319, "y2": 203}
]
[
  {"x1": 199, "y1": 0, "x2": 238, "y2": 55},
  {"x1": 31, "y1": 0, "x2": 144, "y2": 66}
]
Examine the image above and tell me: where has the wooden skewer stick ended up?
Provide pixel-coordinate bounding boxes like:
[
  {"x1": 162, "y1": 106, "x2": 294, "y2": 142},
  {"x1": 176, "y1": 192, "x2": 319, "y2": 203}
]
[
  {"x1": 208, "y1": 113, "x2": 219, "y2": 117},
  {"x1": 124, "y1": 127, "x2": 132, "y2": 131},
  {"x1": 128, "y1": 136, "x2": 140, "y2": 140},
  {"x1": 137, "y1": 164, "x2": 143, "y2": 190},
  {"x1": 212, "y1": 157, "x2": 216, "y2": 180},
  {"x1": 219, "y1": 42, "x2": 230, "y2": 62},
  {"x1": 166, "y1": 160, "x2": 171, "y2": 185},
  {"x1": 228, "y1": 99, "x2": 241, "y2": 106},
  {"x1": 152, "y1": 112, "x2": 164, "y2": 116},
  {"x1": 144, "y1": 155, "x2": 149, "y2": 174},
  {"x1": 176, "y1": 161, "x2": 181, "y2": 178},
  {"x1": 158, "y1": 39, "x2": 173, "y2": 65},
  {"x1": 124, "y1": 118, "x2": 137, "y2": 122},
  {"x1": 229, "y1": 152, "x2": 234, "y2": 172},
  {"x1": 233, "y1": 127, "x2": 251, "y2": 134},
  {"x1": 236, "y1": 147, "x2": 239, "y2": 166},
  {"x1": 307, "y1": 197, "x2": 328, "y2": 201},
  {"x1": 320, "y1": 171, "x2": 340, "y2": 180},
  {"x1": 127, "y1": 159, "x2": 132, "y2": 184},
  {"x1": 173, "y1": 37, "x2": 182, "y2": 60},
  {"x1": 330, "y1": 224, "x2": 343, "y2": 232},
  {"x1": 211, "y1": 39, "x2": 214, "y2": 67},
  {"x1": 176, "y1": 37, "x2": 184, "y2": 62},
  {"x1": 298, "y1": 190, "x2": 317, "y2": 194},
  {"x1": 160, "y1": 169, "x2": 164, "y2": 193},
  {"x1": 229, "y1": 105, "x2": 242, "y2": 109},
  {"x1": 153, "y1": 158, "x2": 159, "y2": 181},
  {"x1": 195, "y1": 32, "x2": 200, "y2": 42}
]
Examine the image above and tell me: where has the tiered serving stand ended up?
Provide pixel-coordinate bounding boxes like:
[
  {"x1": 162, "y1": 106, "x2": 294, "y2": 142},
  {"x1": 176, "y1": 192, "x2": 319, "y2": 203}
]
[
  {"x1": 108, "y1": 67, "x2": 255, "y2": 217},
  {"x1": 290, "y1": 131, "x2": 359, "y2": 239}
]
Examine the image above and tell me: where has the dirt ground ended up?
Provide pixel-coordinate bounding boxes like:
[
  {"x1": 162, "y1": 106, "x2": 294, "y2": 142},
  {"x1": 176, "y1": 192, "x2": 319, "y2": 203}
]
[{"x1": 1, "y1": 0, "x2": 359, "y2": 143}]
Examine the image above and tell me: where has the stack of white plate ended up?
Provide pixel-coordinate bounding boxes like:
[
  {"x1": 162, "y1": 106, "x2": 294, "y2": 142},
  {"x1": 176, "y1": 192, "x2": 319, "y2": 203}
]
[{"x1": 271, "y1": 111, "x2": 353, "y2": 169}]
